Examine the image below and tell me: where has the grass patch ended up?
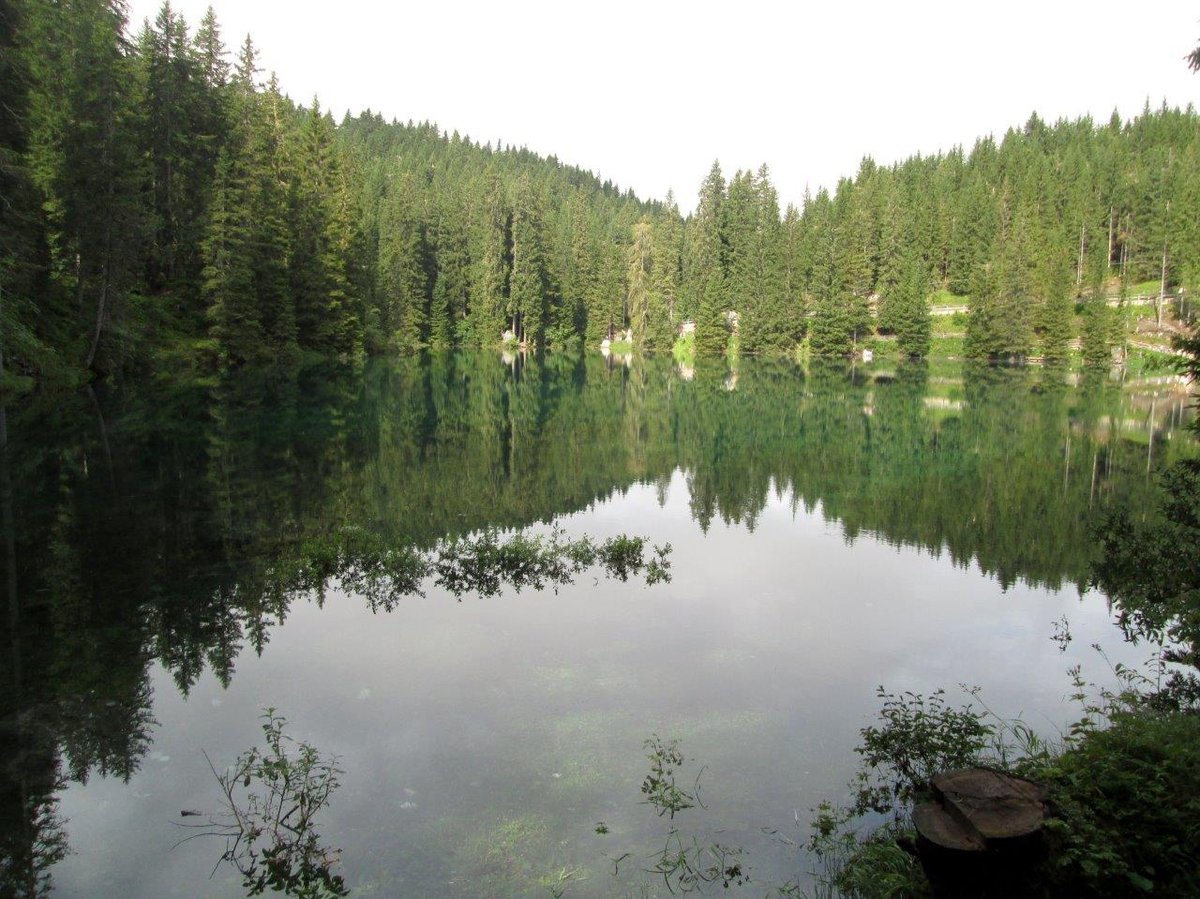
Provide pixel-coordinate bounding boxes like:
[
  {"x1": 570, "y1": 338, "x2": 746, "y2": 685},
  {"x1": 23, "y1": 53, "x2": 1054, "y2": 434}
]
[
  {"x1": 929, "y1": 335, "x2": 965, "y2": 358},
  {"x1": 864, "y1": 336, "x2": 901, "y2": 363},
  {"x1": 931, "y1": 311, "x2": 968, "y2": 336},
  {"x1": 1124, "y1": 347, "x2": 1181, "y2": 378},
  {"x1": 672, "y1": 332, "x2": 696, "y2": 365},
  {"x1": 929, "y1": 288, "x2": 969, "y2": 307},
  {"x1": 1125, "y1": 279, "x2": 1162, "y2": 297}
]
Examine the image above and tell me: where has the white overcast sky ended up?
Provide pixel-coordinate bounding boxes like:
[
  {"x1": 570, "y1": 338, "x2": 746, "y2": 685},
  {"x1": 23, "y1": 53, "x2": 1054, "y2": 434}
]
[{"x1": 127, "y1": 0, "x2": 1200, "y2": 214}]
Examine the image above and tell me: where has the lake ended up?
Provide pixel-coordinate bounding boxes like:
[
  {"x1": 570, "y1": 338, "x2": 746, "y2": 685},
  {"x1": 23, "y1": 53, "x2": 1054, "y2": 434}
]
[{"x1": 2, "y1": 354, "x2": 1194, "y2": 897}]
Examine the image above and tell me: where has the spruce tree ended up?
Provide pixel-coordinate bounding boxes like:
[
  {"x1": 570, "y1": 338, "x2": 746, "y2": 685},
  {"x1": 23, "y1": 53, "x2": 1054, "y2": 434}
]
[
  {"x1": 747, "y1": 164, "x2": 790, "y2": 354},
  {"x1": 289, "y1": 98, "x2": 359, "y2": 355},
  {"x1": 1038, "y1": 261, "x2": 1074, "y2": 364},
  {"x1": 509, "y1": 174, "x2": 549, "y2": 346},
  {"x1": 470, "y1": 173, "x2": 509, "y2": 344},
  {"x1": 137, "y1": 2, "x2": 211, "y2": 303},
  {"x1": 377, "y1": 174, "x2": 428, "y2": 352},
  {"x1": 25, "y1": 0, "x2": 145, "y2": 371},
  {"x1": 892, "y1": 256, "x2": 932, "y2": 358},
  {"x1": 691, "y1": 161, "x2": 728, "y2": 357},
  {"x1": 626, "y1": 219, "x2": 653, "y2": 346},
  {"x1": 646, "y1": 194, "x2": 682, "y2": 351},
  {"x1": 202, "y1": 146, "x2": 261, "y2": 363}
]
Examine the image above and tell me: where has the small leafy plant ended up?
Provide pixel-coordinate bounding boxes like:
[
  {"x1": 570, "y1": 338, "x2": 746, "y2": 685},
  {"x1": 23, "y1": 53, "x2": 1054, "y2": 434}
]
[
  {"x1": 850, "y1": 687, "x2": 992, "y2": 818},
  {"x1": 606, "y1": 735, "x2": 749, "y2": 895},
  {"x1": 178, "y1": 710, "x2": 348, "y2": 898},
  {"x1": 640, "y1": 735, "x2": 700, "y2": 818}
]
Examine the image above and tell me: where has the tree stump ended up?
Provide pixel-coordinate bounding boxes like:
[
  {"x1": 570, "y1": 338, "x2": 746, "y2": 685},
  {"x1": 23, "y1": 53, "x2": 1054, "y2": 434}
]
[{"x1": 912, "y1": 768, "x2": 1047, "y2": 898}]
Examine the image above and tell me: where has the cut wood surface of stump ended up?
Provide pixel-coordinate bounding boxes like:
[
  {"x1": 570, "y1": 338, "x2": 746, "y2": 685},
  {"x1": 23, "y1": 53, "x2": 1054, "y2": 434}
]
[{"x1": 913, "y1": 767, "x2": 1048, "y2": 898}]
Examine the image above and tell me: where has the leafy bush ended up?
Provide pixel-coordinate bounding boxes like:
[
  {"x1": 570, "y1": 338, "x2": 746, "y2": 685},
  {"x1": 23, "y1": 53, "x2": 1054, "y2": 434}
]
[
  {"x1": 853, "y1": 688, "x2": 993, "y2": 816},
  {"x1": 1028, "y1": 709, "x2": 1200, "y2": 897},
  {"x1": 672, "y1": 331, "x2": 696, "y2": 364},
  {"x1": 807, "y1": 688, "x2": 992, "y2": 898}
]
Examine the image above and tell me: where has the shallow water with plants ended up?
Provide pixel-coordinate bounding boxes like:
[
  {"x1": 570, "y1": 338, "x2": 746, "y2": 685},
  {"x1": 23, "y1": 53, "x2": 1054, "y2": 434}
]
[{"x1": 1, "y1": 354, "x2": 1194, "y2": 897}]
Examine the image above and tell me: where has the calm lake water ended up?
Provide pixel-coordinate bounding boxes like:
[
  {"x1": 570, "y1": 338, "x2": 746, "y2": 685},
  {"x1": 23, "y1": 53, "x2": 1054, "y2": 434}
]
[{"x1": 2, "y1": 354, "x2": 1194, "y2": 897}]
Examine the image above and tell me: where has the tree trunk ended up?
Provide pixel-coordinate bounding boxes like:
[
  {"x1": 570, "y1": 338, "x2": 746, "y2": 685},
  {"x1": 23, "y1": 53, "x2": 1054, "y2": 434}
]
[
  {"x1": 1158, "y1": 241, "x2": 1167, "y2": 328},
  {"x1": 1107, "y1": 206, "x2": 1114, "y2": 272},
  {"x1": 1076, "y1": 222, "x2": 1085, "y2": 287},
  {"x1": 85, "y1": 266, "x2": 109, "y2": 371}
]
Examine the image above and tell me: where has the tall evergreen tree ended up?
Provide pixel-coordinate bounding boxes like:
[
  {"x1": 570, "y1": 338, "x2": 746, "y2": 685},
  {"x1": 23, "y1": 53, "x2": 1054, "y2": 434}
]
[
  {"x1": 626, "y1": 218, "x2": 653, "y2": 346},
  {"x1": 646, "y1": 193, "x2": 682, "y2": 351},
  {"x1": 0, "y1": 0, "x2": 56, "y2": 377},
  {"x1": 691, "y1": 161, "x2": 728, "y2": 357},
  {"x1": 509, "y1": 174, "x2": 550, "y2": 345},
  {"x1": 377, "y1": 173, "x2": 428, "y2": 352},
  {"x1": 1038, "y1": 260, "x2": 1074, "y2": 363},
  {"x1": 25, "y1": 0, "x2": 145, "y2": 371},
  {"x1": 289, "y1": 98, "x2": 359, "y2": 355},
  {"x1": 470, "y1": 174, "x2": 510, "y2": 344},
  {"x1": 891, "y1": 256, "x2": 932, "y2": 358},
  {"x1": 136, "y1": 2, "x2": 211, "y2": 302}
]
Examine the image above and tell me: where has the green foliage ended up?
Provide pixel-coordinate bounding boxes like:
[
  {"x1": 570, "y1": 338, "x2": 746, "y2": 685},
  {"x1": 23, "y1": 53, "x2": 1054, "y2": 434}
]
[
  {"x1": 6, "y1": 0, "x2": 1200, "y2": 385},
  {"x1": 803, "y1": 687, "x2": 992, "y2": 898},
  {"x1": 1028, "y1": 710, "x2": 1200, "y2": 897},
  {"x1": 196, "y1": 710, "x2": 349, "y2": 898},
  {"x1": 889, "y1": 258, "x2": 932, "y2": 358},
  {"x1": 640, "y1": 735, "x2": 698, "y2": 818},
  {"x1": 1080, "y1": 296, "x2": 1115, "y2": 365},
  {"x1": 691, "y1": 161, "x2": 730, "y2": 358},
  {"x1": 610, "y1": 735, "x2": 750, "y2": 895},
  {"x1": 291, "y1": 525, "x2": 672, "y2": 610},
  {"x1": 809, "y1": 289, "x2": 869, "y2": 357},
  {"x1": 672, "y1": 331, "x2": 696, "y2": 365},
  {"x1": 1091, "y1": 459, "x2": 1200, "y2": 672},
  {"x1": 806, "y1": 821, "x2": 929, "y2": 899},
  {"x1": 853, "y1": 688, "x2": 993, "y2": 818}
]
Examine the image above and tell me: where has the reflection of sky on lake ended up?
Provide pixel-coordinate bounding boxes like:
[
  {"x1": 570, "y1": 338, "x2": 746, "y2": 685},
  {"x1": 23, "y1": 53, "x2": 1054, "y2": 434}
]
[{"x1": 54, "y1": 470, "x2": 1141, "y2": 897}]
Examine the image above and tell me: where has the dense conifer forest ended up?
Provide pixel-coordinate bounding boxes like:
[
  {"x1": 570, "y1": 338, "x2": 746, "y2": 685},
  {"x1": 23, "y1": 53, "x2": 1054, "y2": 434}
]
[{"x1": 2, "y1": 0, "x2": 1200, "y2": 387}]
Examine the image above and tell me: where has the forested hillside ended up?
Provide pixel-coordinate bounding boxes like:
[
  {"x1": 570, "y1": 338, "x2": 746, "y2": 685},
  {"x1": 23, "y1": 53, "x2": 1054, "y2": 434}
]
[
  {"x1": 2, "y1": 0, "x2": 1199, "y2": 388},
  {"x1": 0, "y1": 0, "x2": 655, "y2": 383}
]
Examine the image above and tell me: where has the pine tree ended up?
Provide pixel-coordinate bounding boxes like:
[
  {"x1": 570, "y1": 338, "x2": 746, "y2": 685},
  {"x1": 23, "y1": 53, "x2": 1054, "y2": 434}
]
[
  {"x1": 250, "y1": 73, "x2": 295, "y2": 352},
  {"x1": 746, "y1": 164, "x2": 790, "y2": 354},
  {"x1": 25, "y1": 0, "x2": 145, "y2": 371},
  {"x1": 646, "y1": 194, "x2": 681, "y2": 351},
  {"x1": 588, "y1": 237, "x2": 626, "y2": 343},
  {"x1": 691, "y1": 161, "x2": 727, "y2": 357},
  {"x1": 509, "y1": 174, "x2": 549, "y2": 346},
  {"x1": 721, "y1": 169, "x2": 757, "y2": 313},
  {"x1": 289, "y1": 98, "x2": 359, "y2": 355},
  {"x1": 377, "y1": 174, "x2": 428, "y2": 352},
  {"x1": 429, "y1": 191, "x2": 470, "y2": 346},
  {"x1": 202, "y1": 145, "x2": 260, "y2": 363},
  {"x1": 891, "y1": 256, "x2": 932, "y2": 358},
  {"x1": 137, "y1": 2, "x2": 210, "y2": 302},
  {"x1": 1038, "y1": 259, "x2": 1074, "y2": 363},
  {"x1": 470, "y1": 173, "x2": 509, "y2": 344},
  {"x1": 626, "y1": 218, "x2": 653, "y2": 345},
  {"x1": 0, "y1": 0, "x2": 58, "y2": 376}
]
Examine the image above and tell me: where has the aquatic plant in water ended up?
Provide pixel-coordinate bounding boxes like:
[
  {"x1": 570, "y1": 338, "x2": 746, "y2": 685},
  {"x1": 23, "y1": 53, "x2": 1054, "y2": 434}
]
[{"x1": 176, "y1": 710, "x2": 348, "y2": 898}]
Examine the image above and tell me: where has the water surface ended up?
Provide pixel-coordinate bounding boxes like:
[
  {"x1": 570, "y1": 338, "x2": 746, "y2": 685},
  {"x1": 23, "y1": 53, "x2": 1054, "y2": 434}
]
[{"x1": 2, "y1": 355, "x2": 1193, "y2": 897}]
